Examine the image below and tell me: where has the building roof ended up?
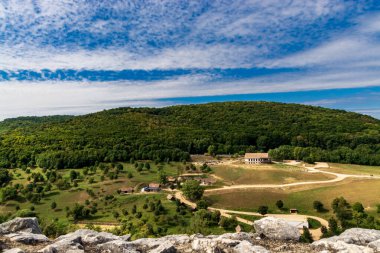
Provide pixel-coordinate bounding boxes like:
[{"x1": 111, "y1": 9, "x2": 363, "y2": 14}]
[
  {"x1": 149, "y1": 183, "x2": 161, "y2": 188},
  {"x1": 244, "y1": 153, "x2": 270, "y2": 159}
]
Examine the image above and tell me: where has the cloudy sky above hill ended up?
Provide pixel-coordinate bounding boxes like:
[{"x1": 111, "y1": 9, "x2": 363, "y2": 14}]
[{"x1": 1, "y1": 0, "x2": 380, "y2": 119}]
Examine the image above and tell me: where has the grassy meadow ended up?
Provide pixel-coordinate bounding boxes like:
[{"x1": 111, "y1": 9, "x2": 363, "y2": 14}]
[
  {"x1": 320, "y1": 163, "x2": 380, "y2": 176},
  {"x1": 211, "y1": 163, "x2": 335, "y2": 185},
  {"x1": 205, "y1": 178, "x2": 380, "y2": 219}
]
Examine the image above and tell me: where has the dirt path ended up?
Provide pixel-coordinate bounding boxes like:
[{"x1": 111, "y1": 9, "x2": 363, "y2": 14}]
[
  {"x1": 174, "y1": 191, "x2": 326, "y2": 239},
  {"x1": 174, "y1": 162, "x2": 380, "y2": 240},
  {"x1": 204, "y1": 162, "x2": 380, "y2": 193}
]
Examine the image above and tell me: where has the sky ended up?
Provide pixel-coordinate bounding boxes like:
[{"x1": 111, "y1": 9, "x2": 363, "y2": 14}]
[{"x1": 1, "y1": 0, "x2": 380, "y2": 120}]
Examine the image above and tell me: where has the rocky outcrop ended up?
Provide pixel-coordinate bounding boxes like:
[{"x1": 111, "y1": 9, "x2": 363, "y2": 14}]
[
  {"x1": 1, "y1": 217, "x2": 380, "y2": 253},
  {"x1": 5, "y1": 232, "x2": 50, "y2": 244},
  {"x1": 312, "y1": 228, "x2": 380, "y2": 253},
  {"x1": 368, "y1": 239, "x2": 380, "y2": 252},
  {"x1": 37, "y1": 229, "x2": 129, "y2": 253},
  {"x1": 0, "y1": 217, "x2": 49, "y2": 246},
  {"x1": 253, "y1": 217, "x2": 301, "y2": 241},
  {"x1": 3, "y1": 249, "x2": 26, "y2": 253},
  {"x1": 0, "y1": 217, "x2": 42, "y2": 235}
]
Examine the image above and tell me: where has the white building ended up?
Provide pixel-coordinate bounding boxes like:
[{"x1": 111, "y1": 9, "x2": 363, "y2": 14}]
[{"x1": 244, "y1": 153, "x2": 271, "y2": 164}]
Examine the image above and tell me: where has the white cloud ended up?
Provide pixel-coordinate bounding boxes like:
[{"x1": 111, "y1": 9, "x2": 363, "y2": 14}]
[
  {"x1": 1, "y1": 66, "x2": 380, "y2": 120},
  {"x1": 0, "y1": 44, "x2": 259, "y2": 70},
  {"x1": 0, "y1": 0, "x2": 360, "y2": 70}
]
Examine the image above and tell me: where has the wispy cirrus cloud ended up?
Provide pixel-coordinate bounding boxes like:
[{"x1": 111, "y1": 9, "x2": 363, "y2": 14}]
[{"x1": 1, "y1": 0, "x2": 380, "y2": 119}]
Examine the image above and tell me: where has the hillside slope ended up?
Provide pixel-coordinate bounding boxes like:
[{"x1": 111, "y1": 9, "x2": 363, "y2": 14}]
[{"x1": 0, "y1": 101, "x2": 379, "y2": 168}]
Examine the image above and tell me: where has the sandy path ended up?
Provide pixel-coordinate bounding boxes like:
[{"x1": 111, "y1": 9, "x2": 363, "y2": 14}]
[
  {"x1": 174, "y1": 191, "x2": 326, "y2": 239},
  {"x1": 174, "y1": 162, "x2": 380, "y2": 240},
  {"x1": 205, "y1": 162, "x2": 380, "y2": 193}
]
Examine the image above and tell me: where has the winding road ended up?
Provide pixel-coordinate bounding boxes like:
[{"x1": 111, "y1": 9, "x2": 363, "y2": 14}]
[
  {"x1": 205, "y1": 162, "x2": 380, "y2": 193},
  {"x1": 173, "y1": 162, "x2": 380, "y2": 239}
]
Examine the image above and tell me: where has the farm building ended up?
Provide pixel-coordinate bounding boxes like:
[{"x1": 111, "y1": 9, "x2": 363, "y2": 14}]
[
  {"x1": 141, "y1": 183, "x2": 161, "y2": 192},
  {"x1": 167, "y1": 176, "x2": 176, "y2": 183},
  {"x1": 244, "y1": 153, "x2": 271, "y2": 164},
  {"x1": 194, "y1": 177, "x2": 216, "y2": 186}
]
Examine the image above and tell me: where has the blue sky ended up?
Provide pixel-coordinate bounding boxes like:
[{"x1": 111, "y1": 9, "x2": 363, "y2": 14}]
[{"x1": 1, "y1": 0, "x2": 380, "y2": 119}]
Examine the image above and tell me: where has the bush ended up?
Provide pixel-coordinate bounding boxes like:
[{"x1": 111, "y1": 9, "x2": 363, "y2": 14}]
[
  {"x1": 16, "y1": 209, "x2": 38, "y2": 218},
  {"x1": 300, "y1": 226, "x2": 313, "y2": 243},
  {"x1": 307, "y1": 218, "x2": 321, "y2": 229},
  {"x1": 258, "y1": 206, "x2": 268, "y2": 215},
  {"x1": 196, "y1": 199, "x2": 208, "y2": 210},
  {"x1": 42, "y1": 220, "x2": 71, "y2": 237},
  {"x1": 219, "y1": 216, "x2": 238, "y2": 230},
  {"x1": 182, "y1": 180, "x2": 204, "y2": 201},
  {"x1": 313, "y1": 201, "x2": 325, "y2": 212},
  {"x1": 276, "y1": 200, "x2": 284, "y2": 209}
]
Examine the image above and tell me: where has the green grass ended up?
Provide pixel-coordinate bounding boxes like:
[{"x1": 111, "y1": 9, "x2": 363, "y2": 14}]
[
  {"x1": 307, "y1": 218, "x2": 322, "y2": 229},
  {"x1": 1, "y1": 161, "x2": 253, "y2": 238},
  {"x1": 211, "y1": 163, "x2": 334, "y2": 185},
  {"x1": 235, "y1": 214, "x2": 263, "y2": 222},
  {"x1": 1, "y1": 162, "x2": 183, "y2": 219},
  {"x1": 320, "y1": 163, "x2": 380, "y2": 176},
  {"x1": 205, "y1": 179, "x2": 380, "y2": 219}
]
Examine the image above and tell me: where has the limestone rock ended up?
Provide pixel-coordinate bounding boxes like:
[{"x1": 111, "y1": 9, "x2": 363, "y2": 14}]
[
  {"x1": 217, "y1": 232, "x2": 253, "y2": 242},
  {"x1": 96, "y1": 239, "x2": 139, "y2": 253},
  {"x1": 0, "y1": 217, "x2": 42, "y2": 235},
  {"x1": 336, "y1": 228, "x2": 380, "y2": 245},
  {"x1": 148, "y1": 242, "x2": 177, "y2": 253},
  {"x1": 38, "y1": 233, "x2": 84, "y2": 253},
  {"x1": 5, "y1": 232, "x2": 50, "y2": 244},
  {"x1": 233, "y1": 241, "x2": 269, "y2": 253},
  {"x1": 368, "y1": 239, "x2": 380, "y2": 252},
  {"x1": 82, "y1": 230, "x2": 121, "y2": 245},
  {"x1": 253, "y1": 217, "x2": 301, "y2": 241},
  {"x1": 312, "y1": 240, "x2": 374, "y2": 253},
  {"x1": 3, "y1": 248, "x2": 25, "y2": 253}
]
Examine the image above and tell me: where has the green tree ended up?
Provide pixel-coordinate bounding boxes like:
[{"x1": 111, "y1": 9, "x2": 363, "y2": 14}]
[
  {"x1": 300, "y1": 226, "x2": 313, "y2": 243},
  {"x1": 116, "y1": 164, "x2": 123, "y2": 171},
  {"x1": 186, "y1": 210, "x2": 210, "y2": 235},
  {"x1": 276, "y1": 200, "x2": 284, "y2": 209},
  {"x1": 352, "y1": 202, "x2": 364, "y2": 213},
  {"x1": 158, "y1": 171, "x2": 167, "y2": 184},
  {"x1": 0, "y1": 170, "x2": 12, "y2": 187},
  {"x1": 313, "y1": 201, "x2": 324, "y2": 212},
  {"x1": 196, "y1": 199, "x2": 208, "y2": 210},
  {"x1": 51, "y1": 201, "x2": 57, "y2": 210},
  {"x1": 258, "y1": 206, "x2": 268, "y2": 215},
  {"x1": 207, "y1": 145, "x2": 216, "y2": 156},
  {"x1": 328, "y1": 217, "x2": 339, "y2": 235},
  {"x1": 182, "y1": 180, "x2": 204, "y2": 201},
  {"x1": 70, "y1": 171, "x2": 78, "y2": 182}
]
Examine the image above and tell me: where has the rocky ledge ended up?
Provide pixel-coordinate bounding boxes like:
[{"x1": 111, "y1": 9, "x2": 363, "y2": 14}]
[{"x1": 0, "y1": 217, "x2": 379, "y2": 253}]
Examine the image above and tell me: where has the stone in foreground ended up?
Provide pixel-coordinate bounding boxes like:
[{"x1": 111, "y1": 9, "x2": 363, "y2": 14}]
[
  {"x1": 253, "y1": 217, "x2": 301, "y2": 241},
  {"x1": 0, "y1": 217, "x2": 42, "y2": 235},
  {"x1": 312, "y1": 228, "x2": 380, "y2": 253}
]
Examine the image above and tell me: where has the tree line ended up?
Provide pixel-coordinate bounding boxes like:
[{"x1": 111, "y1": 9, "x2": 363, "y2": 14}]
[{"x1": 0, "y1": 101, "x2": 379, "y2": 168}]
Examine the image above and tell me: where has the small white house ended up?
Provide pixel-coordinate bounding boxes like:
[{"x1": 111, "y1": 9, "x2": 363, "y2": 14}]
[{"x1": 244, "y1": 153, "x2": 271, "y2": 164}]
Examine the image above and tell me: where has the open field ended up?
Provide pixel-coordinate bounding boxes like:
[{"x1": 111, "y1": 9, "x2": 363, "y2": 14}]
[
  {"x1": 205, "y1": 178, "x2": 380, "y2": 219},
  {"x1": 319, "y1": 163, "x2": 380, "y2": 176},
  {"x1": 211, "y1": 163, "x2": 335, "y2": 185},
  {"x1": 0, "y1": 160, "x2": 249, "y2": 238},
  {"x1": 2, "y1": 157, "x2": 380, "y2": 238}
]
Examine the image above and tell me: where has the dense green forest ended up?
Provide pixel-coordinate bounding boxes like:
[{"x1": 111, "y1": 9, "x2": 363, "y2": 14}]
[{"x1": 0, "y1": 101, "x2": 379, "y2": 169}]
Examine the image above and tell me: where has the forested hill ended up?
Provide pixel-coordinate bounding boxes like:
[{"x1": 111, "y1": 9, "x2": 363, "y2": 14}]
[{"x1": 0, "y1": 101, "x2": 380, "y2": 168}]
